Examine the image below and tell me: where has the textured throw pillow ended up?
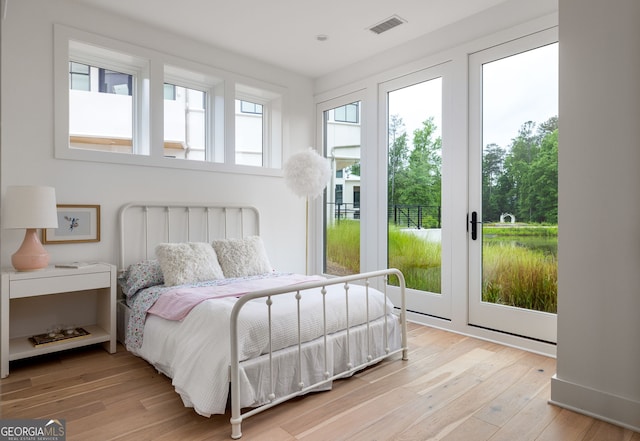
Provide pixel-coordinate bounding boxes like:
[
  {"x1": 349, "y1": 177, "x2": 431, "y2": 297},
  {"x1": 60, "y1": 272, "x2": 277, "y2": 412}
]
[
  {"x1": 155, "y1": 242, "x2": 225, "y2": 286},
  {"x1": 212, "y1": 236, "x2": 273, "y2": 278},
  {"x1": 118, "y1": 259, "x2": 164, "y2": 298}
]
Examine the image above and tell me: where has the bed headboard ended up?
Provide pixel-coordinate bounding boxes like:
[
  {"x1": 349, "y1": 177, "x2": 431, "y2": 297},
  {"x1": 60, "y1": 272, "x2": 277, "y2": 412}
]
[{"x1": 118, "y1": 202, "x2": 260, "y2": 272}]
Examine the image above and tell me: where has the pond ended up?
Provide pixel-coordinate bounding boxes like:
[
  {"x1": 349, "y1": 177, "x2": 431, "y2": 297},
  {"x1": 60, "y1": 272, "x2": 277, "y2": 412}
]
[{"x1": 483, "y1": 234, "x2": 557, "y2": 257}]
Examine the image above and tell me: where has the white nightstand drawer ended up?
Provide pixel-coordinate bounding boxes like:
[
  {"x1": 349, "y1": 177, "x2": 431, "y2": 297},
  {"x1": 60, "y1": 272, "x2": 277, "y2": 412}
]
[{"x1": 10, "y1": 272, "x2": 111, "y2": 298}]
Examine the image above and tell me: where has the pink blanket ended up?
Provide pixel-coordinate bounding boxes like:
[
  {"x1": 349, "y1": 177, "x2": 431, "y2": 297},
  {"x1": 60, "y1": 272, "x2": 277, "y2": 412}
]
[{"x1": 147, "y1": 274, "x2": 326, "y2": 321}]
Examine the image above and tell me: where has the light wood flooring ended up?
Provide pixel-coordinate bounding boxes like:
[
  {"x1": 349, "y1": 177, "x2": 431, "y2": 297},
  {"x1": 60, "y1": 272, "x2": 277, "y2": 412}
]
[{"x1": 1, "y1": 323, "x2": 638, "y2": 441}]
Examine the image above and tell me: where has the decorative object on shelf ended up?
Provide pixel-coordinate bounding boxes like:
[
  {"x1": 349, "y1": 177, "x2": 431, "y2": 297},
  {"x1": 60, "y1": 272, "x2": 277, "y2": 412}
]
[
  {"x1": 2, "y1": 185, "x2": 59, "y2": 271},
  {"x1": 283, "y1": 147, "x2": 331, "y2": 273},
  {"x1": 42, "y1": 204, "x2": 100, "y2": 244},
  {"x1": 29, "y1": 327, "x2": 90, "y2": 347}
]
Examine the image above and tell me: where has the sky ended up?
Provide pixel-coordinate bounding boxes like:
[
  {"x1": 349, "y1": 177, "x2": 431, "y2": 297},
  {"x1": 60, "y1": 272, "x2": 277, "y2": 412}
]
[
  {"x1": 482, "y1": 42, "x2": 558, "y2": 148},
  {"x1": 388, "y1": 42, "x2": 558, "y2": 151}
]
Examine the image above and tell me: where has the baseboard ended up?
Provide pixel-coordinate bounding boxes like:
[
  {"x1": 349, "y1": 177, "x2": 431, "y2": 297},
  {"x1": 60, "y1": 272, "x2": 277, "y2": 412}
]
[{"x1": 550, "y1": 375, "x2": 640, "y2": 432}]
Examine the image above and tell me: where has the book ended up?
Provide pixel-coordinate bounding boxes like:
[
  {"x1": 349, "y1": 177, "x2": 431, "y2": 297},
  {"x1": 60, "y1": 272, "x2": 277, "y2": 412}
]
[
  {"x1": 55, "y1": 262, "x2": 95, "y2": 269},
  {"x1": 29, "y1": 327, "x2": 91, "y2": 347}
]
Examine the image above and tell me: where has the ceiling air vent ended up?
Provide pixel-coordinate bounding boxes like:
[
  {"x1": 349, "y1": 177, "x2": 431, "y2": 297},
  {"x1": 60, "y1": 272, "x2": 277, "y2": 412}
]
[{"x1": 368, "y1": 15, "x2": 406, "y2": 35}]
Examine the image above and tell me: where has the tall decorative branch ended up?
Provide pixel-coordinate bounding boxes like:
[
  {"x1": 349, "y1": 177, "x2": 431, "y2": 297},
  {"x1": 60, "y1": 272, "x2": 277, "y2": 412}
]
[{"x1": 283, "y1": 148, "x2": 331, "y2": 274}]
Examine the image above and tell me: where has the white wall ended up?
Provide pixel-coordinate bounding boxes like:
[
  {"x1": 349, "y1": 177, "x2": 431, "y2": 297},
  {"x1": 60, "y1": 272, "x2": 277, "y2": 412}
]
[
  {"x1": 550, "y1": 0, "x2": 640, "y2": 431},
  {"x1": 0, "y1": 0, "x2": 314, "y2": 273}
]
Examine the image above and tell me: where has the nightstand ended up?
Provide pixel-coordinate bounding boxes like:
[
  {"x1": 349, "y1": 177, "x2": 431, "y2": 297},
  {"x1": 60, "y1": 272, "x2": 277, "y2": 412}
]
[{"x1": 1, "y1": 263, "x2": 116, "y2": 378}]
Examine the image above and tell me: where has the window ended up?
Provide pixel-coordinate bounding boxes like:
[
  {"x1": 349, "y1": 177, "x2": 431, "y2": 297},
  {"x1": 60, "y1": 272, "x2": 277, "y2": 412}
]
[
  {"x1": 66, "y1": 41, "x2": 143, "y2": 154},
  {"x1": 334, "y1": 103, "x2": 359, "y2": 123},
  {"x1": 99, "y1": 69, "x2": 132, "y2": 95},
  {"x1": 54, "y1": 24, "x2": 284, "y2": 174},
  {"x1": 163, "y1": 65, "x2": 222, "y2": 162},
  {"x1": 353, "y1": 186, "x2": 360, "y2": 209},
  {"x1": 335, "y1": 184, "x2": 343, "y2": 205},
  {"x1": 164, "y1": 84, "x2": 207, "y2": 160},
  {"x1": 235, "y1": 99, "x2": 263, "y2": 166},
  {"x1": 321, "y1": 98, "x2": 363, "y2": 276},
  {"x1": 164, "y1": 84, "x2": 176, "y2": 100},
  {"x1": 69, "y1": 62, "x2": 90, "y2": 91},
  {"x1": 235, "y1": 83, "x2": 283, "y2": 168},
  {"x1": 240, "y1": 100, "x2": 263, "y2": 114}
]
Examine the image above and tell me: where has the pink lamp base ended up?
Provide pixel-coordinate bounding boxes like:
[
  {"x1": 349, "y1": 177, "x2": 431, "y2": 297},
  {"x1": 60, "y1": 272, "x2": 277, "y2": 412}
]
[{"x1": 12, "y1": 228, "x2": 50, "y2": 271}]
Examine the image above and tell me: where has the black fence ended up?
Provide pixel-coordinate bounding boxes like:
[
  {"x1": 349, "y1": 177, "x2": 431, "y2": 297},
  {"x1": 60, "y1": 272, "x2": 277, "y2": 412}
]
[
  {"x1": 389, "y1": 204, "x2": 441, "y2": 229},
  {"x1": 328, "y1": 203, "x2": 441, "y2": 229},
  {"x1": 328, "y1": 203, "x2": 360, "y2": 221}
]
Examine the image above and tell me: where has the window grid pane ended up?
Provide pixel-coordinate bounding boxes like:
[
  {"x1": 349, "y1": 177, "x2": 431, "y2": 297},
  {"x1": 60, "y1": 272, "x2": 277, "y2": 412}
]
[
  {"x1": 235, "y1": 99, "x2": 263, "y2": 166},
  {"x1": 69, "y1": 62, "x2": 90, "y2": 91},
  {"x1": 69, "y1": 60, "x2": 134, "y2": 153},
  {"x1": 164, "y1": 83, "x2": 207, "y2": 161}
]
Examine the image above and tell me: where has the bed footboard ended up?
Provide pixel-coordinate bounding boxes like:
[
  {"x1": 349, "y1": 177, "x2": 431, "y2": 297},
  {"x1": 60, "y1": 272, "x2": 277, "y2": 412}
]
[{"x1": 228, "y1": 268, "x2": 407, "y2": 439}]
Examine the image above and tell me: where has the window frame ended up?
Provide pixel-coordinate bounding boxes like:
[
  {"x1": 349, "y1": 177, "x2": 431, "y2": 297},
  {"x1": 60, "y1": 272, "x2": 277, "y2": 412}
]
[{"x1": 54, "y1": 24, "x2": 285, "y2": 176}]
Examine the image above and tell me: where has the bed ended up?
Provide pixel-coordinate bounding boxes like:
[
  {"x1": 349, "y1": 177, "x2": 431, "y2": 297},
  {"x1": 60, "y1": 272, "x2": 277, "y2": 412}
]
[{"x1": 117, "y1": 202, "x2": 407, "y2": 439}]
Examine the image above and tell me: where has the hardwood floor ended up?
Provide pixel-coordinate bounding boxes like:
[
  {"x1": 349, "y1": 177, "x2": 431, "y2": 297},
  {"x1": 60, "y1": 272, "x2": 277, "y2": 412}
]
[{"x1": 1, "y1": 323, "x2": 638, "y2": 441}]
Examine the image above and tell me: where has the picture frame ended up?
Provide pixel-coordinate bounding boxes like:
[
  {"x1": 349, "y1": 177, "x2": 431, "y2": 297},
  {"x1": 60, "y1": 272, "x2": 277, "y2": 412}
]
[{"x1": 42, "y1": 204, "x2": 101, "y2": 244}]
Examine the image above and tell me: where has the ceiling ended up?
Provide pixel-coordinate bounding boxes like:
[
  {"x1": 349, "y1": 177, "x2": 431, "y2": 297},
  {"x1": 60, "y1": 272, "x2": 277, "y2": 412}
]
[{"x1": 70, "y1": 0, "x2": 510, "y2": 79}]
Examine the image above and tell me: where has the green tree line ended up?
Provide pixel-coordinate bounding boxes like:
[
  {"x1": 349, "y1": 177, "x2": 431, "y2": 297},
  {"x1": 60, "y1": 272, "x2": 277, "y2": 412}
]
[
  {"x1": 483, "y1": 116, "x2": 558, "y2": 224},
  {"x1": 387, "y1": 114, "x2": 558, "y2": 226}
]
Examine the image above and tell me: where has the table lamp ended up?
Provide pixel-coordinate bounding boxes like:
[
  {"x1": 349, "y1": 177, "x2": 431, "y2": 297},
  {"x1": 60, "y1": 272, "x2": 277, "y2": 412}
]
[{"x1": 2, "y1": 185, "x2": 58, "y2": 271}]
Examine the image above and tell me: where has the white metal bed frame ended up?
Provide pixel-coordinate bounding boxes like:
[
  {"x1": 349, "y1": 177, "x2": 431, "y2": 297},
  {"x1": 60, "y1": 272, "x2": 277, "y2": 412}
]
[{"x1": 118, "y1": 202, "x2": 408, "y2": 439}]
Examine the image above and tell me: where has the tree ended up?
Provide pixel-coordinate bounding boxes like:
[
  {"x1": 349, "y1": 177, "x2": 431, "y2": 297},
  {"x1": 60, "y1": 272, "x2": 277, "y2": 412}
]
[
  {"x1": 394, "y1": 117, "x2": 442, "y2": 224},
  {"x1": 482, "y1": 143, "x2": 506, "y2": 221},
  {"x1": 388, "y1": 114, "x2": 408, "y2": 205},
  {"x1": 484, "y1": 116, "x2": 558, "y2": 224},
  {"x1": 527, "y1": 118, "x2": 558, "y2": 223},
  {"x1": 503, "y1": 121, "x2": 539, "y2": 222}
]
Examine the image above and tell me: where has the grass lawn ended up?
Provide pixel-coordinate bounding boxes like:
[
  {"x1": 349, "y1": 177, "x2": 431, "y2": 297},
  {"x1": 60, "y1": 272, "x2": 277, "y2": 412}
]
[{"x1": 326, "y1": 221, "x2": 557, "y2": 313}]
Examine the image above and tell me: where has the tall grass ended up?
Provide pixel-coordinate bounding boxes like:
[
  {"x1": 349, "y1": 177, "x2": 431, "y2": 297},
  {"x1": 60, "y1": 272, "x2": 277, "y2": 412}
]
[
  {"x1": 326, "y1": 221, "x2": 557, "y2": 313},
  {"x1": 483, "y1": 225, "x2": 558, "y2": 237},
  {"x1": 326, "y1": 220, "x2": 360, "y2": 274},
  {"x1": 482, "y1": 242, "x2": 557, "y2": 313},
  {"x1": 388, "y1": 226, "x2": 441, "y2": 293}
]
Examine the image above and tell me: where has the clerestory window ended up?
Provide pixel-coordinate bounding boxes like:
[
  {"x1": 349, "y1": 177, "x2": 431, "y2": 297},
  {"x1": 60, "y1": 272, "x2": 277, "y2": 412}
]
[{"x1": 54, "y1": 24, "x2": 284, "y2": 173}]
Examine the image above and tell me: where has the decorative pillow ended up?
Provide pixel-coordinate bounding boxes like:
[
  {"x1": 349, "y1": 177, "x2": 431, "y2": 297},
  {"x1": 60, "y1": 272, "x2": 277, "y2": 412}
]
[
  {"x1": 155, "y1": 242, "x2": 225, "y2": 286},
  {"x1": 118, "y1": 259, "x2": 164, "y2": 298},
  {"x1": 212, "y1": 236, "x2": 273, "y2": 278}
]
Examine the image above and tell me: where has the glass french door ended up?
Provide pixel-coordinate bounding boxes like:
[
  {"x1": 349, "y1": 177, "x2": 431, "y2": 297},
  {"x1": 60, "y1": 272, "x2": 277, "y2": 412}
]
[
  {"x1": 381, "y1": 65, "x2": 452, "y2": 320},
  {"x1": 469, "y1": 29, "x2": 558, "y2": 342},
  {"x1": 322, "y1": 100, "x2": 362, "y2": 276}
]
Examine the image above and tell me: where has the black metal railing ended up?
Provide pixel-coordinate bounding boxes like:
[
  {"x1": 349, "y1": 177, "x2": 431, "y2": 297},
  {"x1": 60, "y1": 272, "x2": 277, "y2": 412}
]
[
  {"x1": 388, "y1": 204, "x2": 441, "y2": 229},
  {"x1": 326, "y1": 203, "x2": 441, "y2": 229},
  {"x1": 328, "y1": 202, "x2": 360, "y2": 221}
]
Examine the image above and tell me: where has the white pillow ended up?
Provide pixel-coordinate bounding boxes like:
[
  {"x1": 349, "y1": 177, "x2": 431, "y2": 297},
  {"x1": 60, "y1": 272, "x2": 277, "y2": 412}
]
[
  {"x1": 155, "y1": 242, "x2": 224, "y2": 286},
  {"x1": 212, "y1": 236, "x2": 273, "y2": 278}
]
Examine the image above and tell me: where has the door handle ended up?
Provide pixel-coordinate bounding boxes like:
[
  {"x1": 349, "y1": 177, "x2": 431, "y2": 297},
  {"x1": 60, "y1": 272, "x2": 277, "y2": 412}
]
[{"x1": 470, "y1": 211, "x2": 480, "y2": 240}]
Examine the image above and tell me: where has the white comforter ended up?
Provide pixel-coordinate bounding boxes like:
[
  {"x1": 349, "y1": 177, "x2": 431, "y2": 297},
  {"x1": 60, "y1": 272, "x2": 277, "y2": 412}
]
[{"x1": 131, "y1": 279, "x2": 398, "y2": 416}]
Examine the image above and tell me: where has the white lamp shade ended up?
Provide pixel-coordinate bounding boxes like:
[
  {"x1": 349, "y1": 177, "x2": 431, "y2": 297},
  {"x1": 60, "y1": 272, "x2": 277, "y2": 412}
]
[
  {"x1": 3, "y1": 186, "x2": 59, "y2": 229},
  {"x1": 283, "y1": 148, "x2": 331, "y2": 199}
]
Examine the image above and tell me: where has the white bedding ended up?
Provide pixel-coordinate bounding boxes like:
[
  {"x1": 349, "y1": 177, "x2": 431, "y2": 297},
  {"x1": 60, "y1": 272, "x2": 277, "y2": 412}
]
[{"x1": 129, "y1": 279, "x2": 400, "y2": 416}]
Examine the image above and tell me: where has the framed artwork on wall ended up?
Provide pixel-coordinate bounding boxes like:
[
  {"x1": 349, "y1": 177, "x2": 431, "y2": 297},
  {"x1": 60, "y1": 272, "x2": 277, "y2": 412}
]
[{"x1": 42, "y1": 204, "x2": 101, "y2": 244}]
